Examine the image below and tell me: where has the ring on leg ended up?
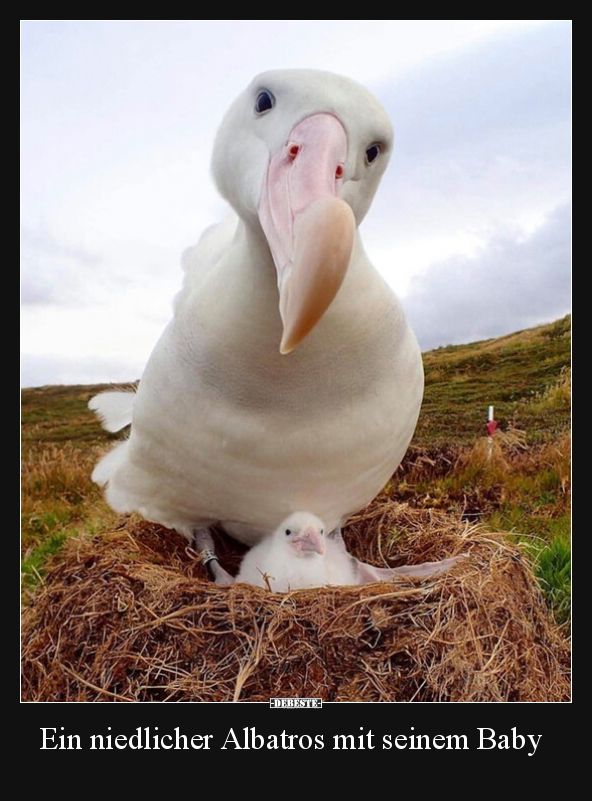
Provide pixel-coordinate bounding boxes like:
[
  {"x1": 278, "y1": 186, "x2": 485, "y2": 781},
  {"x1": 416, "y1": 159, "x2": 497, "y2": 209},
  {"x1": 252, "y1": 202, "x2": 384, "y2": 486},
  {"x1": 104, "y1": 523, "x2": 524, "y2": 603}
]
[{"x1": 193, "y1": 527, "x2": 234, "y2": 585}]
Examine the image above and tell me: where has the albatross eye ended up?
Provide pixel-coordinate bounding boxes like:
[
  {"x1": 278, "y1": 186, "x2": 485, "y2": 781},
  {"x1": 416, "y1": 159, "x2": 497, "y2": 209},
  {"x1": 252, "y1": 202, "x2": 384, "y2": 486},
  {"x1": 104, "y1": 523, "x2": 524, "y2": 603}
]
[
  {"x1": 255, "y1": 90, "x2": 275, "y2": 115},
  {"x1": 365, "y1": 143, "x2": 381, "y2": 164},
  {"x1": 285, "y1": 529, "x2": 291, "y2": 536}
]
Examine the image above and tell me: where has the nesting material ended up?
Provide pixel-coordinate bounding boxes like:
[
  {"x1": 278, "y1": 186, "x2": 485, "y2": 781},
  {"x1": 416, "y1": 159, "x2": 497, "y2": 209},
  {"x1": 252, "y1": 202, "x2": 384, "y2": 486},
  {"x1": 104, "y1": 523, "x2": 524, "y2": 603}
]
[{"x1": 21, "y1": 500, "x2": 570, "y2": 702}]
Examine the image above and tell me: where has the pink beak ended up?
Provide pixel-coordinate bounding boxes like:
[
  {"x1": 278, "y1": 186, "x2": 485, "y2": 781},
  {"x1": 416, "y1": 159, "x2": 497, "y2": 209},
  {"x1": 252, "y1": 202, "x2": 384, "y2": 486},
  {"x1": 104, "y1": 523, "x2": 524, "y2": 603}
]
[
  {"x1": 258, "y1": 113, "x2": 355, "y2": 354},
  {"x1": 292, "y1": 526, "x2": 325, "y2": 556}
]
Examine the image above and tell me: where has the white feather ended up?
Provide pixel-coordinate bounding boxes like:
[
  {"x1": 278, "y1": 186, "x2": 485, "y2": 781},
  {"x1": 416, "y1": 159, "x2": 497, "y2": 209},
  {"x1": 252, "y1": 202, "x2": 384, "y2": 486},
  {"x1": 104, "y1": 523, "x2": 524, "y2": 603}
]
[
  {"x1": 88, "y1": 391, "x2": 135, "y2": 433},
  {"x1": 91, "y1": 440, "x2": 129, "y2": 488}
]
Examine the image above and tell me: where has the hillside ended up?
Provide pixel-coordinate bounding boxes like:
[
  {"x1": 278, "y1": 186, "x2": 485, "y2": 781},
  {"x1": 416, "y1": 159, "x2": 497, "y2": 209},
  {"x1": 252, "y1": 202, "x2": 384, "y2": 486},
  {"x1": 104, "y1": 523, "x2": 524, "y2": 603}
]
[
  {"x1": 21, "y1": 381, "x2": 137, "y2": 452},
  {"x1": 21, "y1": 315, "x2": 570, "y2": 452},
  {"x1": 21, "y1": 316, "x2": 571, "y2": 624},
  {"x1": 415, "y1": 314, "x2": 571, "y2": 449}
]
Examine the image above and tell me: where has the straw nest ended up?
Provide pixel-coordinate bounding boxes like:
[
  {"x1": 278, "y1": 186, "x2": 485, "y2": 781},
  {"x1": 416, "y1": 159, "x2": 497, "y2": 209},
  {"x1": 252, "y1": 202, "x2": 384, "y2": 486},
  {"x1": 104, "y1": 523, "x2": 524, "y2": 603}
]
[{"x1": 21, "y1": 499, "x2": 570, "y2": 702}]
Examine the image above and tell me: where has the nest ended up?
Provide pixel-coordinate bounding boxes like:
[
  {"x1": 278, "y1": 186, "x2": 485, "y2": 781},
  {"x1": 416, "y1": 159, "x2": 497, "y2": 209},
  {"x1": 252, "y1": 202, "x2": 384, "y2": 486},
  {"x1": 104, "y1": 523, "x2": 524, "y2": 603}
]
[{"x1": 21, "y1": 499, "x2": 570, "y2": 702}]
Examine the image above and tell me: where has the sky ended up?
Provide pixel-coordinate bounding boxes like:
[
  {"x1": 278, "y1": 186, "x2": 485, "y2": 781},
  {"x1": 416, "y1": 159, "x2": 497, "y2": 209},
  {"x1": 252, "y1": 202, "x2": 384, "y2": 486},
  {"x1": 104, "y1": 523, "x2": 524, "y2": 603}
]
[{"x1": 21, "y1": 20, "x2": 571, "y2": 388}]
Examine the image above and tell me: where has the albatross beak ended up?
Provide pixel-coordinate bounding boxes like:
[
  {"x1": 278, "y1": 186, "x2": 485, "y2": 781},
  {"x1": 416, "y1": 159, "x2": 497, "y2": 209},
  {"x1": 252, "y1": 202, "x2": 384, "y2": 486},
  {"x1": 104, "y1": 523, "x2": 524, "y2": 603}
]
[
  {"x1": 292, "y1": 526, "x2": 325, "y2": 555},
  {"x1": 258, "y1": 113, "x2": 355, "y2": 354}
]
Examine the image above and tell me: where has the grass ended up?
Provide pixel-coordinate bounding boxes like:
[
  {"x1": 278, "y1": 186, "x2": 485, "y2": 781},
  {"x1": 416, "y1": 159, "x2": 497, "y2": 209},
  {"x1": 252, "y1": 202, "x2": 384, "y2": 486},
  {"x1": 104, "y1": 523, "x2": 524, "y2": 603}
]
[
  {"x1": 416, "y1": 315, "x2": 571, "y2": 448},
  {"x1": 531, "y1": 534, "x2": 571, "y2": 626},
  {"x1": 21, "y1": 442, "x2": 118, "y2": 597},
  {"x1": 22, "y1": 502, "x2": 570, "y2": 702},
  {"x1": 20, "y1": 382, "x2": 133, "y2": 594},
  {"x1": 393, "y1": 428, "x2": 571, "y2": 625},
  {"x1": 21, "y1": 316, "x2": 571, "y2": 623},
  {"x1": 21, "y1": 382, "x2": 136, "y2": 449}
]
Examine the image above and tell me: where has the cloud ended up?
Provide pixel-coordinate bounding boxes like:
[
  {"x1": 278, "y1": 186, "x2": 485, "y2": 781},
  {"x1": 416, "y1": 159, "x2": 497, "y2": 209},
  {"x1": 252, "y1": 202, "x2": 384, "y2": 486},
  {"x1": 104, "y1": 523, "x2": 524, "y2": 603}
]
[
  {"x1": 362, "y1": 22, "x2": 571, "y2": 289},
  {"x1": 20, "y1": 352, "x2": 144, "y2": 388},
  {"x1": 403, "y1": 203, "x2": 571, "y2": 350},
  {"x1": 20, "y1": 21, "x2": 571, "y2": 387},
  {"x1": 377, "y1": 22, "x2": 571, "y2": 161},
  {"x1": 20, "y1": 228, "x2": 100, "y2": 305}
]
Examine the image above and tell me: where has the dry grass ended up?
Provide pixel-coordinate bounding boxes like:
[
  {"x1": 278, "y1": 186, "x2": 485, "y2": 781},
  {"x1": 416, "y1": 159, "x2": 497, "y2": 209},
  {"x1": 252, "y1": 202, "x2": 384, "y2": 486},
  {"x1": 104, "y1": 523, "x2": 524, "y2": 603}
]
[
  {"x1": 399, "y1": 429, "x2": 571, "y2": 508},
  {"x1": 21, "y1": 499, "x2": 570, "y2": 703},
  {"x1": 527, "y1": 366, "x2": 571, "y2": 415},
  {"x1": 21, "y1": 443, "x2": 117, "y2": 596},
  {"x1": 21, "y1": 444, "x2": 105, "y2": 558},
  {"x1": 22, "y1": 444, "x2": 100, "y2": 506},
  {"x1": 462, "y1": 426, "x2": 527, "y2": 473}
]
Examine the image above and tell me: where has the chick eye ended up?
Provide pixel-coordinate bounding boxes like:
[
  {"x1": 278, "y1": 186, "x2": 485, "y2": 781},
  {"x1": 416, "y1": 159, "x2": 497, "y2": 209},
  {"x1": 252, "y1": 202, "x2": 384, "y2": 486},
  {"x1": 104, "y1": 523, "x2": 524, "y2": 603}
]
[
  {"x1": 365, "y1": 143, "x2": 381, "y2": 164},
  {"x1": 320, "y1": 529, "x2": 324, "y2": 535},
  {"x1": 255, "y1": 90, "x2": 275, "y2": 115},
  {"x1": 285, "y1": 529, "x2": 291, "y2": 536}
]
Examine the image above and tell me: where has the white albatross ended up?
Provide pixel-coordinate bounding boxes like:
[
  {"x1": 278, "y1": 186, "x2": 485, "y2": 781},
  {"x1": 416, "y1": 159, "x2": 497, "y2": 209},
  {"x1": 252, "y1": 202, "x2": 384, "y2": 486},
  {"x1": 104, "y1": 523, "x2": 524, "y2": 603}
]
[{"x1": 90, "y1": 69, "x2": 458, "y2": 582}]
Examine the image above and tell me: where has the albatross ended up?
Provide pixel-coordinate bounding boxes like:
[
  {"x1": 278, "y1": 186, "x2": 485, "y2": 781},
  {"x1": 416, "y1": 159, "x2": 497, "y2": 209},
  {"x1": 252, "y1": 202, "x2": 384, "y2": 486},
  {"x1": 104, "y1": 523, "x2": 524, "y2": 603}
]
[
  {"x1": 90, "y1": 69, "x2": 455, "y2": 581},
  {"x1": 233, "y1": 512, "x2": 337, "y2": 592}
]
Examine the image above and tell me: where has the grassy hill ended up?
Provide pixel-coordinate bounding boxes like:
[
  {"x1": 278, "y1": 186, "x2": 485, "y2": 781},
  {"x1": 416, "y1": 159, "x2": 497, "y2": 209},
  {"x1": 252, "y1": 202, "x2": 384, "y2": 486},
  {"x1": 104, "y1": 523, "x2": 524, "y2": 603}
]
[
  {"x1": 415, "y1": 314, "x2": 571, "y2": 449},
  {"x1": 21, "y1": 315, "x2": 571, "y2": 622},
  {"x1": 21, "y1": 381, "x2": 137, "y2": 451},
  {"x1": 22, "y1": 316, "x2": 570, "y2": 453}
]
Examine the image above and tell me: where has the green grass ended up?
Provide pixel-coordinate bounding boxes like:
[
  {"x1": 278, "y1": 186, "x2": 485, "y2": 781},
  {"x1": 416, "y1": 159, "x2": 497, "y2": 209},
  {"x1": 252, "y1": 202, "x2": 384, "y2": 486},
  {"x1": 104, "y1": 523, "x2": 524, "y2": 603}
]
[
  {"x1": 21, "y1": 441, "x2": 118, "y2": 596},
  {"x1": 21, "y1": 531, "x2": 69, "y2": 589},
  {"x1": 486, "y1": 506, "x2": 571, "y2": 627},
  {"x1": 531, "y1": 534, "x2": 571, "y2": 626}
]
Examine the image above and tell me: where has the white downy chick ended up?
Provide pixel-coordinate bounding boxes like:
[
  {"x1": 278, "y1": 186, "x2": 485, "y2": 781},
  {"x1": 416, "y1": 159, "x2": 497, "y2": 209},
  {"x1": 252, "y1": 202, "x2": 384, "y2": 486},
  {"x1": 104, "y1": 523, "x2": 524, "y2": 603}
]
[
  {"x1": 211, "y1": 510, "x2": 463, "y2": 589},
  {"x1": 236, "y1": 512, "x2": 357, "y2": 592}
]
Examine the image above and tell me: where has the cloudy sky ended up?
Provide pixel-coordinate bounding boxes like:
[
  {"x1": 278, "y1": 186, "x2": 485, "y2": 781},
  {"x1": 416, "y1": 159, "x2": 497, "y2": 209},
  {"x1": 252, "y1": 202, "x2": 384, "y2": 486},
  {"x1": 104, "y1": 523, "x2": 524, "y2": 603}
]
[{"x1": 21, "y1": 20, "x2": 571, "y2": 388}]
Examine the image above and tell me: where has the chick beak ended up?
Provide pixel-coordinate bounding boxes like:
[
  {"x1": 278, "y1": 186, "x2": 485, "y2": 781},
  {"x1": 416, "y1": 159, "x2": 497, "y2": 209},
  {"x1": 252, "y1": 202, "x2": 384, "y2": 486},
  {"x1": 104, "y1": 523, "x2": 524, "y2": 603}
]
[{"x1": 292, "y1": 526, "x2": 325, "y2": 555}]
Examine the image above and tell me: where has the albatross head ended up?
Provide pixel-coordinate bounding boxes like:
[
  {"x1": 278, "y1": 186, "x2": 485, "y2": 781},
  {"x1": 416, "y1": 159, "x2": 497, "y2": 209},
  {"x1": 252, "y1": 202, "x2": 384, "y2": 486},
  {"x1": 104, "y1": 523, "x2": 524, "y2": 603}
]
[
  {"x1": 276, "y1": 511, "x2": 326, "y2": 558},
  {"x1": 212, "y1": 69, "x2": 394, "y2": 354}
]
